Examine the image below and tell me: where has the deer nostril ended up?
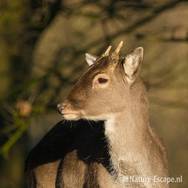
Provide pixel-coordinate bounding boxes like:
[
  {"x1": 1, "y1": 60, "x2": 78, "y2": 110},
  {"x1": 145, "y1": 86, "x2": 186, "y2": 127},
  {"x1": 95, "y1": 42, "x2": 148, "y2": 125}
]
[
  {"x1": 57, "y1": 103, "x2": 62, "y2": 109},
  {"x1": 57, "y1": 103, "x2": 64, "y2": 114}
]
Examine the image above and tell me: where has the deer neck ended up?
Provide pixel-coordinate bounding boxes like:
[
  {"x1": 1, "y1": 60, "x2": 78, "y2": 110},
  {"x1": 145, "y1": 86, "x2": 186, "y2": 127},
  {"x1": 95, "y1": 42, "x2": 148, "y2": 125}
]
[{"x1": 104, "y1": 94, "x2": 150, "y2": 174}]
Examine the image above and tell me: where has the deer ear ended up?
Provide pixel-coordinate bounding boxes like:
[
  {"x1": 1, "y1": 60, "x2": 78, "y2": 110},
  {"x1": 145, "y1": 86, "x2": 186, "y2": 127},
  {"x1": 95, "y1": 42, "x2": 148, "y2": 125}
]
[
  {"x1": 85, "y1": 53, "x2": 97, "y2": 66},
  {"x1": 123, "y1": 47, "x2": 144, "y2": 84}
]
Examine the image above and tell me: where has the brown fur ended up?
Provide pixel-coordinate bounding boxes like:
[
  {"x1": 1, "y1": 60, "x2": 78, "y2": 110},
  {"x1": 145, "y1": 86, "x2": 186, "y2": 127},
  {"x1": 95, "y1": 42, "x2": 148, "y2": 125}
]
[{"x1": 26, "y1": 45, "x2": 169, "y2": 187}]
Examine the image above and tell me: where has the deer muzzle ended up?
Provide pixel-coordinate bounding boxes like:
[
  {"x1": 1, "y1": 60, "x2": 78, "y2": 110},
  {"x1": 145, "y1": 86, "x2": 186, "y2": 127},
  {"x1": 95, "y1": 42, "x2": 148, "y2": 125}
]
[{"x1": 57, "y1": 102, "x2": 81, "y2": 120}]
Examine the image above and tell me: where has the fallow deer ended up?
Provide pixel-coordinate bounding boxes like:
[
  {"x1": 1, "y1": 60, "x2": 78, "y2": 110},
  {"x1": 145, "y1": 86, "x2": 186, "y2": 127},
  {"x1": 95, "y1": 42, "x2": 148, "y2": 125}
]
[{"x1": 26, "y1": 41, "x2": 169, "y2": 188}]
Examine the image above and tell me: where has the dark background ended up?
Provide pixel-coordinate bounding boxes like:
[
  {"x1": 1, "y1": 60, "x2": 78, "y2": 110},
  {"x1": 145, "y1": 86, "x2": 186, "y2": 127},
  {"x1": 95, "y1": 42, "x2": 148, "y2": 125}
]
[{"x1": 0, "y1": 0, "x2": 188, "y2": 187}]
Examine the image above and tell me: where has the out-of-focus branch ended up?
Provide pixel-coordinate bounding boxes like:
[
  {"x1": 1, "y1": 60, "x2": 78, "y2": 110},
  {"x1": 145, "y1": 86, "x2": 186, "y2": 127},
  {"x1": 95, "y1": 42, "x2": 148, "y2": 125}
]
[
  {"x1": 0, "y1": 114, "x2": 30, "y2": 158},
  {"x1": 81, "y1": 0, "x2": 185, "y2": 51}
]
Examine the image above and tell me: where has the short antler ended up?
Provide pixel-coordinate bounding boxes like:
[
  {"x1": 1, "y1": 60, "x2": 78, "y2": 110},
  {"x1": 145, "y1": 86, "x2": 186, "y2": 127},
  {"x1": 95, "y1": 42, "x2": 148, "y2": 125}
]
[
  {"x1": 103, "y1": 45, "x2": 112, "y2": 57},
  {"x1": 114, "y1": 41, "x2": 123, "y2": 54},
  {"x1": 111, "y1": 41, "x2": 124, "y2": 62}
]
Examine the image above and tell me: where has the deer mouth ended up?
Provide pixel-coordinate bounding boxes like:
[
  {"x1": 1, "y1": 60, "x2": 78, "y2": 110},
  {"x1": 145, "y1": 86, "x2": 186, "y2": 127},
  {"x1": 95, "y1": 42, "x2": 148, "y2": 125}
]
[
  {"x1": 62, "y1": 112, "x2": 81, "y2": 120},
  {"x1": 58, "y1": 109, "x2": 81, "y2": 120},
  {"x1": 57, "y1": 103, "x2": 82, "y2": 120}
]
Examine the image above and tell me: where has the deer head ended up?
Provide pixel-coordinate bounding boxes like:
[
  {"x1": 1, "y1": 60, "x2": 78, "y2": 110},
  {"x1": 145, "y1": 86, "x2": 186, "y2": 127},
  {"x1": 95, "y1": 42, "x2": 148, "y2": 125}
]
[{"x1": 57, "y1": 41, "x2": 145, "y2": 120}]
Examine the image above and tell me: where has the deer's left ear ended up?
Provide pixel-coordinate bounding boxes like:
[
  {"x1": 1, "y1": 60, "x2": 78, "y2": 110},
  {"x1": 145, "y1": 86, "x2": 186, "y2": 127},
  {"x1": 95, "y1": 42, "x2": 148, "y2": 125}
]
[
  {"x1": 123, "y1": 47, "x2": 144, "y2": 84},
  {"x1": 85, "y1": 53, "x2": 97, "y2": 66}
]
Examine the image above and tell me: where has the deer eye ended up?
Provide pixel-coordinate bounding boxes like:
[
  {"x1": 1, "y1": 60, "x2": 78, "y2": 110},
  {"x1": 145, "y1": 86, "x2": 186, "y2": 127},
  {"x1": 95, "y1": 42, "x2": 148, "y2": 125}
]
[
  {"x1": 93, "y1": 74, "x2": 110, "y2": 89},
  {"x1": 98, "y1": 77, "x2": 108, "y2": 84}
]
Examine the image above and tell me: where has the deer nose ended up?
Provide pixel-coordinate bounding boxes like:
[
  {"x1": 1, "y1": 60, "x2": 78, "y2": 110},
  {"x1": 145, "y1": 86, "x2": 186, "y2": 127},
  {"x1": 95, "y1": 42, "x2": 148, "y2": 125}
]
[{"x1": 57, "y1": 103, "x2": 65, "y2": 114}]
